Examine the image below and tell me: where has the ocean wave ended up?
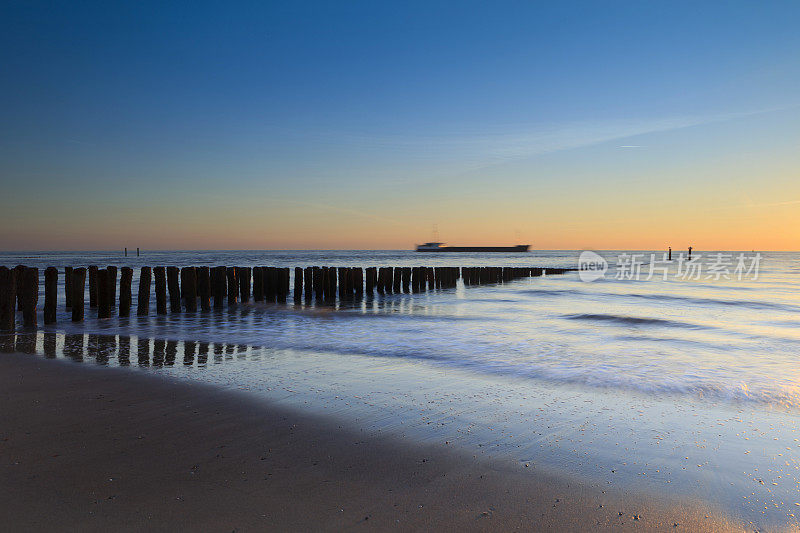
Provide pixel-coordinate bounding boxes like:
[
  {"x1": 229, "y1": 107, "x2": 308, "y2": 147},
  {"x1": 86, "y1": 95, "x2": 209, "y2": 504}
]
[{"x1": 562, "y1": 313, "x2": 709, "y2": 329}]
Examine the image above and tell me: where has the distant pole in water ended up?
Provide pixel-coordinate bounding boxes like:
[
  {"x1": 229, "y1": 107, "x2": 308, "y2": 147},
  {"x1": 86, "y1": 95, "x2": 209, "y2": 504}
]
[
  {"x1": 124, "y1": 247, "x2": 127, "y2": 257},
  {"x1": 688, "y1": 246, "x2": 693, "y2": 260},
  {"x1": 137, "y1": 247, "x2": 140, "y2": 257},
  {"x1": 668, "y1": 247, "x2": 672, "y2": 261}
]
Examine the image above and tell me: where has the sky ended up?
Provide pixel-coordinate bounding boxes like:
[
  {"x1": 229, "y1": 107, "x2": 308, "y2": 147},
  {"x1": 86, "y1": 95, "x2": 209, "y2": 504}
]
[{"x1": 1, "y1": 0, "x2": 799, "y2": 250}]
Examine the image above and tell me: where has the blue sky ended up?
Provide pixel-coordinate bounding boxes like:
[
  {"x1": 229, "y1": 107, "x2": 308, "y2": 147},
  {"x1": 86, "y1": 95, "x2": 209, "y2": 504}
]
[{"x1": 1, "y1": 1, "x2": 799, "y2": 249}]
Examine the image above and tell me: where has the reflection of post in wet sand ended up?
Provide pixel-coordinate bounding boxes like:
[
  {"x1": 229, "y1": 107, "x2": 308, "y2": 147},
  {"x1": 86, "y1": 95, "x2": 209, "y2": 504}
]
[
  {"x1": 89, "y1": 334, "x2": 117, "y2": 365},
  {"x1": 137, "y1": 337, "x2": 150, "y2": 366},
  {"x1": 119, "y1": 336, "x2": 131, "y2": 366},
  {"x1": 64, "y1": 333, "x2": 85, "y2": 362},
  {"x1": 2, "y1": 330, "x2": 277, "y2": 372},
  {"x1": 15, "y1": 333, "x2": 36, "y2": 354},
  {"x1": 152, "y1": 339, "x2": 165, "y2": 367},
  {"x1": 43, "y1": 332, "x2": 57, "y2": 358},
  {"x1": 197, "y1": 342, "x2": 209, "y2": 366},
  {"x1": 165, "y1": 340, "x2": 177, "y2": 367},
  {"x1": 183, "y1": 341, "x2": 196, "y2": 366},
  {"x1": 1, "y1": 334, "x2": 16, "y2": 353}
]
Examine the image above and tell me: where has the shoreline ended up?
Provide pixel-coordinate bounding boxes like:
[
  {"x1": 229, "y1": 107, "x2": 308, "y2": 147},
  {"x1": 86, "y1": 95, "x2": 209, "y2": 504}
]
[{"x1": 0, "y1": 351, "x2": 744, "y2": 531}]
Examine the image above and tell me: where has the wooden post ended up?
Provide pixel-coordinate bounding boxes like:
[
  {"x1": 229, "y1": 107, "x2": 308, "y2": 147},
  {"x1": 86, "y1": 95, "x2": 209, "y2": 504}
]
[
  {"x1": 20, "y1": 267, "x2": 38, "y2": 328},
  {"x1": 107, "y1": 266, "x2": 118, "y2": 307},
  {"x1": 71, "y1": 268, "x2": 86, "y2": 322},
  {"x1": 226, "y1": 267, "x2": 238, "y2": 305},
  {"x1": 154, "y1": 267, "x2": 167, "y2": 314},
  {"x1": 0, "y1": 267, "x2": 16, "y2": 331},
  {"x1": 239, "y1": 267, "x2": 251, "y2": 303},
  {"x1": 181, "y1": 267, "x2": 197, "y2": 312},
  {"x1": 262, "y1": 267, "x2": 274, "y2": 302},
  {"x1": 88, "y1": 265, "x2": 98, "y2": 308},
  {"x1": 137, "y1": 267, "x2": 151, "y2": 316},
  {"x1": 338, "y1": 267, "x2": 347, "y2": 300},
  {"x1": 294, "y1": 267, "x2": 302, "y2": 302},
  {"x1": 354, "y1": 268, "x2": 363, "y2": 297},
  {"x1": 327, "y1": 267, "x2": 337, "y2": 302},
  {"x1": 64, "y1": 266, "x2": 73, "y2": 308},
  {"x1": 365, "y1": 267, "x2": 375, "y2": 294},
  {"x1": 97, "y1": 269, "x2": 111, "y2": 319},
  {"x1": 167, "y1": 266, "x2": 181, "y2": 312},
  {"x1": 278, "y1": 268, "x2": 289, "y2": 303},
  {"x1": 197, "y1": 266, "x2": 211, "y2": 311},
  {"x1": 119, "y1": 267, "x2": 132, "y2": 317},
  {"x1": 44, "y1": 267, "x2": 57, "y2": 324},
  {"x1": 253, "y1": 267, "x2": 264, "y2": 302},
  {"x1": 211, "y1": 266, "x2": 225, "y2": 309},
  {"x1": 14, "y1": 265, "x2": 25, "y2": 311},
  {"x1": 304, "y1": 267, "x2": 313, "y2": 301},
  {"x1": 376, "y1": 267, "x2": 386, "y2": 295}
]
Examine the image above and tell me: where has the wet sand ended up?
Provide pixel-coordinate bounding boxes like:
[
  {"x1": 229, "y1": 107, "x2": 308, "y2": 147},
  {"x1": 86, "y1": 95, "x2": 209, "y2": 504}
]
[{"x1": 0, "y1": 352, "x2": 743, "y2": 531}]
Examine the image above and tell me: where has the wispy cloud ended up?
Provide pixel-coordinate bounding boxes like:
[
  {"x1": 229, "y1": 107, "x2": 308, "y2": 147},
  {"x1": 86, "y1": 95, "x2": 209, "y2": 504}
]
[{"x1": 324, "y1": 106, "x2": 793, "y2": 176}]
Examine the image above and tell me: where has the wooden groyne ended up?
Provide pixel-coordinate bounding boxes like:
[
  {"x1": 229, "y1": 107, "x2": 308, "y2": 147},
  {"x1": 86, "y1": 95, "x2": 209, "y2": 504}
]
[{"x1": 0, "y1": 264, "x2": 574, "y2": 331}]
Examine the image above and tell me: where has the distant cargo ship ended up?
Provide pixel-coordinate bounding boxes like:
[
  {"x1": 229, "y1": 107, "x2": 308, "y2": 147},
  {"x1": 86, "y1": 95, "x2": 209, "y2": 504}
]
[{"x1": 415, "y1": 242, "x2": 530, "y2": 252}]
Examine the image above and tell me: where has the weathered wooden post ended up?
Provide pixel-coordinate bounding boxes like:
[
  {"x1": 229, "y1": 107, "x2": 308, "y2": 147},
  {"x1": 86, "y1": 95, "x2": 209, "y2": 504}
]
[
  {"x1": 20, "y1": 267, "x2": 39, "y2": 328},
  {"x1": 253, "y1": 267, "x2": 264, "y2": 302},
  {"x1": 44, "y1": 267, "x2": 57, "y2": 324},
  {"x1": 355, "y1": 268, "x2": 364, "y2": 297},
  {"x1": 167, "y1": 266, "x2": 181, "y2": 312},
  {"x1": 88, "y1": 265, "x2": 98, "y2": 308},
  {"x1": 376, "y1": 267, "x2": 387, "y2": 295},
  {"x1": 338, "y1": 267, "x2": 348, "y2": 300},
  {"x1": 14, "y1": 265, "x2": 25, "y2": 311},
  {"x1": 393, "y1": 267, "x2": 402, "y2": 293},
  {"x1": 119, "y1": 267, "x2": 132, "y2": 317},
  {"x1": 107, "y1": 266, "x2": 118, "y2": 306},
  {"x1": 153, "y1": 267, "x2": 167, "y2": 314},
  {"x1": 97, "y1": 269, "x2": 111, "y2": 319},
  {"x1": 0, "y1": 267, "x2": 16, "y2": 331},
  {"x1": 239, "y1": 267, "x2": 251, "y2": 303},
  {"x1": 137, "y1": 267, "x2": 151, "y2": 316},
  {"x1": 262, "y1": 267, "x2": 274, "y2": 302},
  {"x1": 312, "y1": 267, "x2": 323, "y2": 300},
  {"x1": 278, "y1": 268, "x2": 289, "y2": 303},
  {"x1": 212, "y1": 266, "x2": 226, "y2": 309},
  {"x1": 197, "y1": 266, "x2": 211, "y2": 311},
  {"x1": 294, "y1": 267, "x2": 303, "y2": 302},
  {"x1": 365, "y1": 267, "x2": 376, "y2": 294},
  {"x1": 181, "y1": 267, "x2": 198, "y2": 312},
  {"x1": 226, "y1": 267, "x2": 238, "y2": 305},
  {"x1": 304, "y1": 267, "x2": 313, "y2": 301},
  {"x1": 321, "y1": 267, "x2": 330, "y2": 302},
  {"x1": 64, "y1": 266, "x2": 73, "y2": 308},
  {"x1": 71, "y1": 267, "x2": 86, "y2": 322}
]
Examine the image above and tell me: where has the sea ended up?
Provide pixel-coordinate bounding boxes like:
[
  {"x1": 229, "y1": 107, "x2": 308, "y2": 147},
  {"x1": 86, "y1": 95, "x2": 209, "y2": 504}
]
[{"x1": 2, "y1": 249, "x2": 799, "y2": 529}]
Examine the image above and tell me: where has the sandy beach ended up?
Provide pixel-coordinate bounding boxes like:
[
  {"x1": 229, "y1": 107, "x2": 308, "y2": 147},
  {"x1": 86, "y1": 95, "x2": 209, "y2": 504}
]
[{"x1": 0, "y1": 351, "x2": 743, "y2": 532}]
